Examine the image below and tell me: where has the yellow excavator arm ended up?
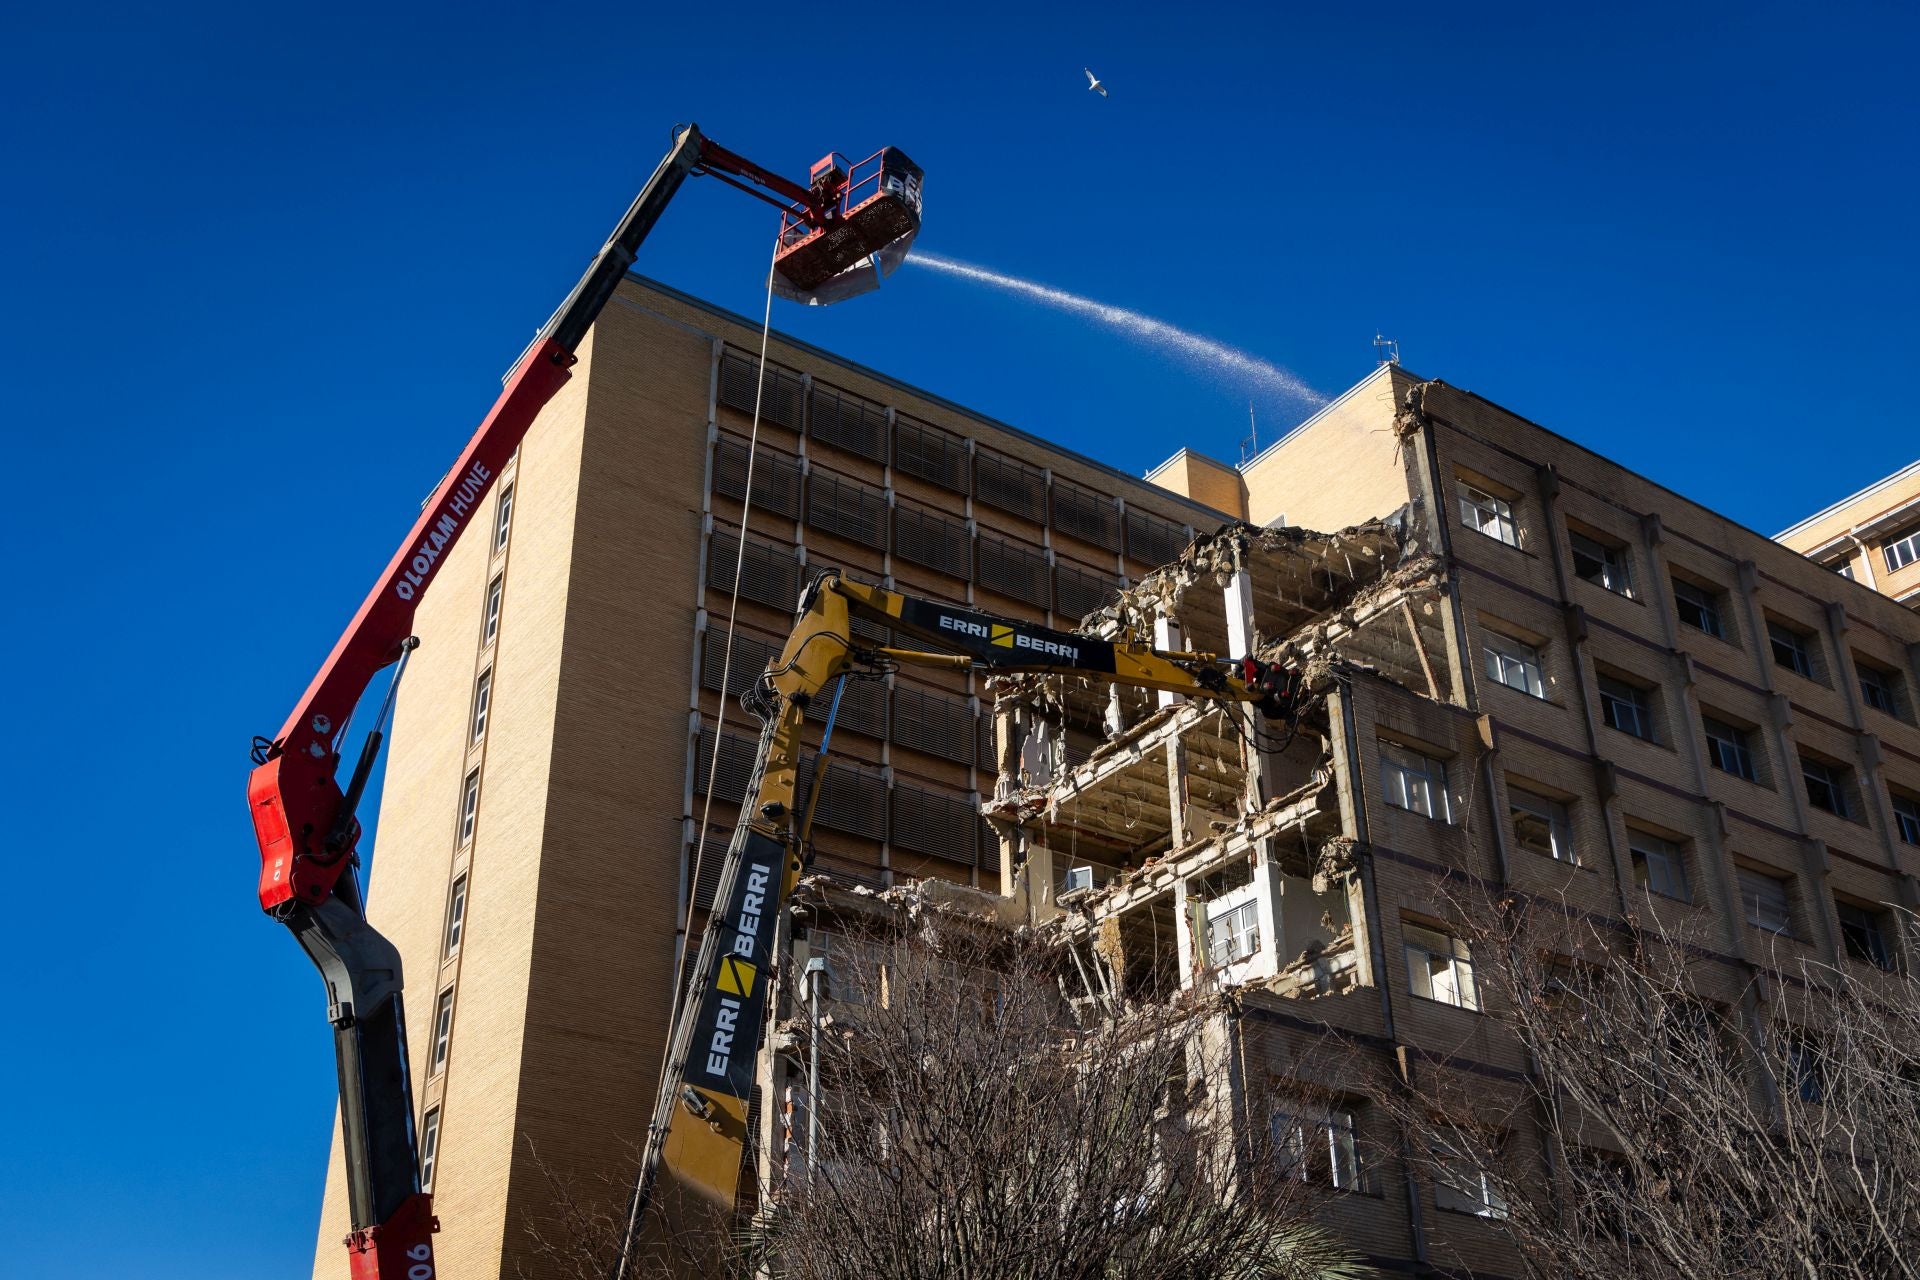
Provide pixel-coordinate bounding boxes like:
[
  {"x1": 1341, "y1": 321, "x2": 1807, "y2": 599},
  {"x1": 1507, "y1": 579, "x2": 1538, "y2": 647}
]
[{"x1": 615, "y1": 571, "x2": 1299, "y2": 1266}]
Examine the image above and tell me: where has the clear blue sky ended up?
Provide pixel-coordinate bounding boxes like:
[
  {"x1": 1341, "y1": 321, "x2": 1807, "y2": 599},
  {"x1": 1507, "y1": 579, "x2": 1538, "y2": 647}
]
[{"x1": 1, "y1": 2, "x2": 1913, "y2": 1275}]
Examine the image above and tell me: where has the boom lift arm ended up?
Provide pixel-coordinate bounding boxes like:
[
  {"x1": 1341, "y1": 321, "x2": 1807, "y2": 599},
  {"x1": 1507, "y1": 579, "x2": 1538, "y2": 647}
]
[
  {"x1": 246, "y1": 125, "x2": 922, "y2": 1280},
  {"x1": 620, "y1": 572, "x2": 1299, "y2": 1267}
]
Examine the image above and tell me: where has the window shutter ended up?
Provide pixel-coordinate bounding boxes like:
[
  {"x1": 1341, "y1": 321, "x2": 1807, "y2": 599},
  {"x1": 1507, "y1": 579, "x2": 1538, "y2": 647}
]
[
  {"x1": 700, "y1": 628, "x2": 781, "y2": 699},
  {"x1": 973, "y1": 447, "x2": 1047, "y2": 521},
  {"x1": 1054, "y1": 562, "x2": 1122, "y2": 621},
  {"x1": 893, "y1": 500, "x2": 972, "y2": 578},
  {"x1": 797, "y1": 754, "x2": 888, "y2": 840},
  {"x1": 1051, "y1": 476, "x2": 1121, "y2": 551},
  {"x1": 890, "y1": 785, "x2": 981, "y2": 864},
  {"x1": 893, "y1": 415, "x2": 969, "y2": 491},
  {"x1": 711, "y1": 436, "x2": 803, "y2": 519},
  {"x1": 707, "y1": 529, "x2": 802, "y2": 610},
  {"x1": 809, "y1": 382, "x2": 887, "y2": 462},
  {"x1": 805, "y1": 469, "x2": 888, "y2": 546},
  {"x1": 976, "y1": 534, "x2": 1051, "y2": 609},
  {"x1": 1125, "y1": 508, "x2": 1190, "y2": 566},
  {"x1": 891, "y1": 685, "x2": 977, "y2": 765},
  {"x1": 718, "y1": 349, "x2": 805, "y2": 429}
]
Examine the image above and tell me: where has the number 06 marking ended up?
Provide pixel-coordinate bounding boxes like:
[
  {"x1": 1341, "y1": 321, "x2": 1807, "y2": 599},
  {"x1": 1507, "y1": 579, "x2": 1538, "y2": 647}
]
[{"x1": 407, "y1": 1242, "x2": 434, "y2": 1278}]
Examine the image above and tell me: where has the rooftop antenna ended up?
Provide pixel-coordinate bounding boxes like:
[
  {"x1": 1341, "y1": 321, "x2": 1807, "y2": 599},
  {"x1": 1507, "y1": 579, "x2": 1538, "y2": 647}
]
[
  {"x1": 1240, "y1": 400, "x2": 1259, "y2": 465},
  {"x1": 1374, "y1": 333, "x2": 1401, "y2": 367}
]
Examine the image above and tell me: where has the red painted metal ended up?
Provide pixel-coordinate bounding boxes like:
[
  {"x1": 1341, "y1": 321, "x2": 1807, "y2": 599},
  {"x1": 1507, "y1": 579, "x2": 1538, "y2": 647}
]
[
  {"x1": 345, "y1": 1193, "x2": 438, "y2": 1280},
  {"x1": 250, "y1": 340, "x2": 574, "y2": 912}
]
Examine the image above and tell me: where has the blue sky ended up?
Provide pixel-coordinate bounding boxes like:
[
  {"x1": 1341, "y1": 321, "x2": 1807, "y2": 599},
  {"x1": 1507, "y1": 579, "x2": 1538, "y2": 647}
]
[{"x1": 1, "y1": 2, "x2": 1914, "y2": 1275}]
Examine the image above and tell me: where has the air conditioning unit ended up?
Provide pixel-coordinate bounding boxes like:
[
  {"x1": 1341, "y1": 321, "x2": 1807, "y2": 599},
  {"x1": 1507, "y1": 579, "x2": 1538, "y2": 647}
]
[{"x1": 1063, "y1": 866, "x2": 1094, "y2": 893}]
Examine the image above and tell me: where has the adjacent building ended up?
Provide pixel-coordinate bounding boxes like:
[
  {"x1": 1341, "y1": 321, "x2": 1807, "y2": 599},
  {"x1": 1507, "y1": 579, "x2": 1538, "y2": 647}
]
[
  {"x1": 313, "y1": 279, "x2": 1920, "y2": 1278},
  {"x1": 1777, "y1": 459, "x2": 1920, "y2": 609}
]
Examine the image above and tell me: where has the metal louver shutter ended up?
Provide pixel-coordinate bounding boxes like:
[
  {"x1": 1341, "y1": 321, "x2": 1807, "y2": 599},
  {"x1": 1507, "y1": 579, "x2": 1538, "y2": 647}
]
[
  {"x1": 976, "y1": 713, "x2": 995, "y2": 769},
  {"x1": 708, "y1": 529, "x2": 801, "y2": 610},
  {"x1": 974, "y1": 447, "x2": 1047, "y2": 521},
  {"x1": 711, "y1": 437, "x2": 803, "y2": 519},
  {"x1": 718, "y1": 350, "x2": 805, "y2": 429},
  {"x1": 823, "y1": 673, "x2": 887, "y2": 740},
  {"x1": 809, "y1": 382, "x2": 887, "y2": 462},
  {"x1": 1055, "y1": 562, "x2": 1122, "y2": 622},
  {"x1": 796, "y1": 754, "x2": 888, "y2": 840},
  {"x1": 805, "y1": 470, "x2": 887, "y2": 546},
  {"x1": 692, "y1": 726, "x2": 759, "y2": 805},
  {"x1": 700, "y1": 628, "x2": 781, "y2": 699},
  {"x1": 893, "y1": 416, "x2": 969, "y2": 491},
  {"x1": 1125, "y1": 508, "x2": 1190, "y2": 567},
  {"x1": 1051, "y1": 476, "x2": 1121, "y2": 551},
  {"x1": 893, "y1": 501, "x2": 972, "y2": 578},
  {"x1": 976, "y1": 534, "x2": 1051, "y2": 609},
  {"x1": 890, "y1": 785, "x2": 980, "y2": 864},
  {"x1": 890, "y1": 686, "x2": 976, "y2": 765},
  {"x1": 690, "y1": 833, "x2": 729, "y2": 912}
]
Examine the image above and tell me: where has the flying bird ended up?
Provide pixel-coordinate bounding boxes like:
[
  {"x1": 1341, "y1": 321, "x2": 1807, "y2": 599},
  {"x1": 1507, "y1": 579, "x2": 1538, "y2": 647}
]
[{"x1": 1084, "y1": 67, "x2": 1108, "y2": 98}]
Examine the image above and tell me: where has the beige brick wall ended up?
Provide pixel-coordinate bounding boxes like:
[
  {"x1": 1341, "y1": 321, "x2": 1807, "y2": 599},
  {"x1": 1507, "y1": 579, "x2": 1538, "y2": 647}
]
[{"x1": 1239, "y1": 363, "x2": 1416, "y2": 530}]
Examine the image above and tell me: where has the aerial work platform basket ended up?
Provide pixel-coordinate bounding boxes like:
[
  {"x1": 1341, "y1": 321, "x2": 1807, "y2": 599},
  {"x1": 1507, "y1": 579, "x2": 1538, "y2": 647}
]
[{"x1": 772, "y1": 147, "x2": 923, "y2": 305}]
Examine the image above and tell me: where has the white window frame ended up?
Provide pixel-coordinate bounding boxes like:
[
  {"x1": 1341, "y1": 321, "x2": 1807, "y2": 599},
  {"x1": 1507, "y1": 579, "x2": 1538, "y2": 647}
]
[
  {"x1": 1859, "y1": 663, "x2": 1901, "y2": 718},
  {"x1": 1885, "y1": 526, "x2": 1920, "y2": 573},
  {"x1": 1458, "y1": 484, "x2": 1518, "y2": 547},
  {"x1": 1381, "y1": 743, "x2": 1452, "y2": 822},
  {"x1": 1630, "y1": 832, "x2": 1690, "y2": 901},
  {"x1": 1482, "y1": 631, "x2": 1545, "y2": 698},
  {"x1": 1205, "y1": 896, "x2": 1262, "y2": 967},
  {"x1": 471, "y1": 669, "x2": 492, "y2": 742},
  {"x1": 1672, "y1": 578, "x2": 1724, "y2": 639},
  {"x1": 1737, "y1": 867, "x2": 1793, "y2": 935},
  {"x1": 483, "y1": 575, "x2": 504, "y2": 645},
  {"x1": 1435, "y1": 1156, "x2": 1509, "y2": 1218},
  {"x1": 445, "y1": 873, "x2": 469, "y2": 957},
  {"x1": 1894, "y1": 794, "x2": 1920, "y2": 845},
  {"x1": 1509, "y1": 784, "x2": 1575, "y2": 863},
  {"x1": 1599, "y1": 676, "x2": 1653, "y2": 740},
  {"x1": 458, "y1": 769, "x2": 480, "y2": 845},
  {"x1": 493, "y1": 483, "x2": 515, "y2": 552},
  {"x1": 1768, "y1": 621, "x2": 1816, "y2": 680},
  {"x1": 431, "y1": 988, "x2": 455, "y2": 1073},
  {"x1": 1570, "y1": 530, "x2": 1634, "y2": 597},
  {"x1": 1703, "y1": 716, "x2": 1758, "y2": 782},
  {"x1": 419, "y1": 1106, "x2": 442, "y2": 1192},
  {"x1": 1405, "y1": 922, "x2": 1478, "y2": 1010},
  {"x1": 1801, "y1": 757, "x2": 1852, "y2": 818},
  {"x1": 1271, "y1": 1107, "x2": 1362, "y2": 1190}
]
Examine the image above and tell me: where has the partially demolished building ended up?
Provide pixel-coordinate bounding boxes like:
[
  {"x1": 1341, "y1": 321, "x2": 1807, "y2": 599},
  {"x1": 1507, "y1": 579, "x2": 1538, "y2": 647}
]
[{"x1": 762, "y1": 365, "x2": 1920, "y2": 1276}]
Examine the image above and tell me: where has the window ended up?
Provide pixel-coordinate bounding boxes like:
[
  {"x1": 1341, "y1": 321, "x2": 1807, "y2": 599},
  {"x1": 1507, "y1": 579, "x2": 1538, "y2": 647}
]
[
  {"x1": 493, "y1": 483, "x2": 514, "y2": 551},
  {"x1": 1885, "y1": 525, "x2": 1920, "y2": 573},
  {"x1": 431, "y1": 988, "x2": 455, "y2": 1073},
  {"x1": 1599, "y1": 676, "x2": 1653, "y2": 740},
  {"x1": 1782, "y1": 1033, "x2": 1826, "y2": 1105},
  {"x1": 419, "y1": 1107, "x2": 442, "y2": 1192},
  {"x1": 1482, "y1": 631, "x2": 1545, "y2": 698},
  {"x1": 1672, "y1": 578, "x2": 1725, "y2": 639},
  {"x1": 1836, "y1": 561, "x2": 1856, "y2": 581},
  {"x1": 1570, "y1": 530, "x2": 1634, "y2": 596},
  {"x1": 1271, "y1": 1107, "x2": 1362, "y2": 1190},
  {"x1": 1837, "y1": 899, "x2": 1893, "y2": 970},
  {"x1": 1509, "y1": 784, "x2": 1575, "y2": 863},
  {"x1": 1458, "y1": 484, "x2": 1518, "y2": 547},
  {"x1": 1405, "y1": 922, "x2": 1478, "y2": 1010},
  {"x1": 1435, "y1": 1156, "x2": 1508, "y2": 1218},
  {"x1": 1703, "y1": 716, "x2": 1759, "y2": 782},
  {"x1": 482, "y1": 576, "x2": 503, "y2": 645},
  {"x1": 1768, "y1": 621, "x2": 1817, "y2": 680},
  {"x1": 470, "y1": 669, "x2": 492, "y2": 741},
  {"x1": 1630, "y1": 831, "x2": 1690, "y2": 901},
  {"x1": 1894, "y1": 794, "x2": 1920, "y2": 845},
  {"x1": 1859, "y1": 661, "x2": 1903, "y2": 718},
  {"x1": 1381, "y1": 743, "x2": 1451, "y2": 822},
  {"x1": 1736, "y1": 866, "x2": 1792, "y2": 935},
  {"x1": 457, "y1": 769, "x2": 480, "y2": 845},
  {"x1": 444, "y1": 874, "x2": 469, "y2": 957},
  {"x1": 1206, "y1": 899, "x2": 1261, "y2": 966},
  {"x1": 1801, "y1": 757, "x2": 1853, "y2": 818}
]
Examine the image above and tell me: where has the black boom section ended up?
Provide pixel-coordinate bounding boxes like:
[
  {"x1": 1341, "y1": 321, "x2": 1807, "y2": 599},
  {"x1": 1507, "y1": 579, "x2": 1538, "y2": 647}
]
[
  {"x1": 681, "y1": 829, "x2": 791, "y2": 1103},
  {"x1": 892, "y1": 596, "x2": 1119, "y2": 675}
]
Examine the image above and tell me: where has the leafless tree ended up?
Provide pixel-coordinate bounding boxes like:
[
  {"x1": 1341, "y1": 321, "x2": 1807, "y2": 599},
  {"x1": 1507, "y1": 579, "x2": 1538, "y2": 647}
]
[
  {"x1": 748, "y1": 909, "x2": 1377, "y2": 1280},
  {"x1": 1380, "y1": 891, "x2": 1920, "y2": 1280}
]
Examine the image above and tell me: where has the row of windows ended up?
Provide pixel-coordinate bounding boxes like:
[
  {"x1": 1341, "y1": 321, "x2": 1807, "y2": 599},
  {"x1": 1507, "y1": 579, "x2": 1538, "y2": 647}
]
[
  {"x1": 1381, "y1": 738, "x2": 1906, "y2": 967},
  {"x1": 1460, "y1": 480, "x2": 1914, "y2": 720}
]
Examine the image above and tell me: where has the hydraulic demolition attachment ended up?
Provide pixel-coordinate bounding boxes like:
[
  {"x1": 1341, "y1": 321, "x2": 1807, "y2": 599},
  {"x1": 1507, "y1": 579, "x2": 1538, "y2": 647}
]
[
  {"x1": 246, "y1": 125, "x2": 921, "y2": 1280},
  {"x1": 615, "y1": 573, "x2": 1301, "y2": 1270}
]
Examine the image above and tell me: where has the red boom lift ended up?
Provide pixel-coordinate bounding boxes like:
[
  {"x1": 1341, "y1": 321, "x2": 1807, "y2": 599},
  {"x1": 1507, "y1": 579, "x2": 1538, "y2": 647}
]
[{"x1": 246, "y1": 124, "x2": 922, "y2": 1280}]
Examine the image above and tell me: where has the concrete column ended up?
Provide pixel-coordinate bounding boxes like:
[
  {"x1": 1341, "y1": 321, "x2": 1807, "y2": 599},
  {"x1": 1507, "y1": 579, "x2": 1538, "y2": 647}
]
[{"x1": 1224, "y1": 568, "x2": 1278, "y2": 813}]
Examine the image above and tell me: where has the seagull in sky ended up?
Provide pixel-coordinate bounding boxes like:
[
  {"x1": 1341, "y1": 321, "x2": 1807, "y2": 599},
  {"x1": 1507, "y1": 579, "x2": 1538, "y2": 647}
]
[{"x1": 1084, "y1": 67, "x2": 1108, "y2": 98}]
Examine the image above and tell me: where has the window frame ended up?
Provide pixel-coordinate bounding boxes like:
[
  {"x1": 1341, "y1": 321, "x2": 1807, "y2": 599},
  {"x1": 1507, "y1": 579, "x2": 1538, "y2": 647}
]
[
  {"x1": 1458, "y1": 483, "x2": 1519, "y2": 547},
  {"x1": 1736, "y1": 866, "x2": 1793, "y2": 936},
  {"x1": 419, "y1": 1106, "x2": 442, "y2": 1192},
  {"x1": 1629, "y1": 830, "x2": 1691, "y2": 902},
  {"x1": 1800, "y1": 756, "x2": 1853, "y2": 818},
  {"x1": 1598, "y1": 675, "x2": 1654, "y2": 741},
  {"x1": 1836, "y1": 899, "x2": 1894, "y2": 970},
  {"x1": 1205, "y1": 897, "x2": 1262, "y2": 967},
  {"x1": 1702, "y1": 715, "x2": 1759, "y2": 783},
  {"x1": 1381, "y1": 742, "x2": 1452, "y2": 822},
  {"x1": 470, "y1": 668, "x2": 492, "y2": 742},
  {"x1": 1893, "y1": 793, "x2": 1920, "y2": 846},
  {"x1": 1508, "y1": 783, "x2": 1576, "y2": 864},
  {"x1": 482, "y1": 575, "x2": 504, "y2": 646},
  {"x1": 1404, "y1": 922, "x2": 1479, "y2": 1011},
  {"x1": 1270, "y1": 1106, "x2": 1363, "y2": 1191},
  {"x1": 1671, "y1": 577, "x2": 1725, "y2": 639},
  {"x1": 493, "y1": 482, "x2": 515, "y2": 552},
  {"x1": 1569, "y1": 530, "x2": 1634, "y2": 597},
  {"x1": 1858, "y1": 661, "x2": 1902, "y2": 719},
  {"x1": 1434, "y1": 1155, "x2": 1509, "y2": 1218},
  {"x1": 1884, "y1": 526, "x2": 1920, "y2": 573},
  {"x1": 444, "y1": 873, "x2": 469, "y2": 957},
  {"x1": 1482, "y1": 629, "x2": 1546, "y2": 698},
  {"x1": 1767, "y1": 620, "x2": 1817, "y2": 681},
  {"x1": 431, "y1": 988, "x2": 455, "y2": 1074},
  {"x1": 457, "y1": 769, "x2": 480, "y2": 845}
]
